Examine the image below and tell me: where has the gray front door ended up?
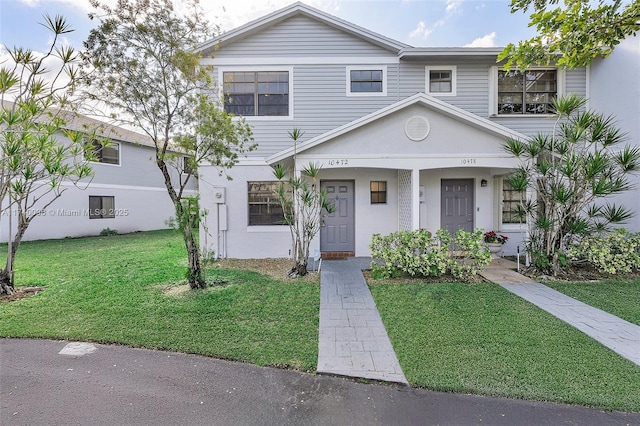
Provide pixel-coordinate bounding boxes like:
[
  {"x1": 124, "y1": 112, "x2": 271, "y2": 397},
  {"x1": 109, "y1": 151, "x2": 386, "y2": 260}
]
[
  {"x1": 441, "y1": 179, "x2": 474, "y2": 233},
  {"x1": 320, "y1": 181, "x2": 355, "y2": 252}
]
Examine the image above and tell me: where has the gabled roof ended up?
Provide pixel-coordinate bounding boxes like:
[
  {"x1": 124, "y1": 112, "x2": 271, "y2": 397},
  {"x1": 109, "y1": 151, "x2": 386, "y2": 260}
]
[
  {"x1": 267, "y1": 93, "x2": 528, "y2": 164},
  {"x1": 196, "y1": 2, "x2": 410, "y2": 55},
  {"x1": 2, "y1": 100, "x2": 153, "y2": 147}
]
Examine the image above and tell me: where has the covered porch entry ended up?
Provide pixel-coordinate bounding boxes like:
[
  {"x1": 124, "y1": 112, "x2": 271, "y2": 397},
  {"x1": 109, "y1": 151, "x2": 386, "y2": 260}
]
[{"x1": 266, "y1": 93, "x2": 526, "y2": 257}]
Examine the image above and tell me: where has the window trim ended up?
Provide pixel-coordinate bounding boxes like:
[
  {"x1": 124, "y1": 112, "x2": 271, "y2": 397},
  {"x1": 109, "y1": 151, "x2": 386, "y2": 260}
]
[
  {"x1": 89, "y1": 195, "x2": 115, "y2": 219},
  {"x1": 497, "y1": 177, "x2": 526, "y2": 230},
  {"x1": 489, "y1": 66, "x2": 565, "y2": 117},
  {"x1": 346, "y1": 66, "x2": 388, "y2": 97},
  {"x1": 87, "y1": 141, "x2": 121, "y2": 167},
  {"x1": 370, "y1": 180, "x2": 387, "y2": 204},
  {"x1": 425, "y1": 65, "x2": 457, "y2": 97},
  {"x1": 247, "y1": 181, "x2": 287, "y2": 227},
  {"x1": 218, "y1": 66, "x2": 294, "y2": 120}
]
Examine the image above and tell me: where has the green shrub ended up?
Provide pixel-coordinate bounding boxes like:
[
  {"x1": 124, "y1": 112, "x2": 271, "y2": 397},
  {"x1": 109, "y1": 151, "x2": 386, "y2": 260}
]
[
  {"x1": 370, "y1": 229, "x2": 445, "y2": 278},
  {"x1": 100, "y1": 228, "x2": 118, "y2": 236},
  {"x1": 568, "y1": 229, "x2": 640, "y2": 274},
  {"x1": 370, "y1": 228, "x2": 491, "y2": 281},
  {"x1": 444, "y1": 228, "x2": 492, "y2": 280}
]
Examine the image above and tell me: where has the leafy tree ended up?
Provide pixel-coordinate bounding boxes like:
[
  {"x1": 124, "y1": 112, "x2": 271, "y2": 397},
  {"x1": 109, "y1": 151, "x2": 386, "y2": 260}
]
[
  {"x1": 273, "y1": 129, "x2": 334, "y2": 277},
  {"x1": 500, "y1": 0, "x2": 640, "y2": 69},
  {"x1": 504, "y1": 94, "x2": 640, "y2": 273},
  {"x1": 0, "y1": 15, "x2": 95, "y2": 295},
  {"x1": 83, "y1": 0, "x2": 254, "y2": 289}
]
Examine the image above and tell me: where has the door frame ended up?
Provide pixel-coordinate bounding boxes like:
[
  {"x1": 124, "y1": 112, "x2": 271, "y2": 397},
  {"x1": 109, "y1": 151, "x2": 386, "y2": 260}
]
[
  {"x1": 319, "y1": 179, "x2": 356, "y2": 254},
  {"x1": 440, "y1": 178, "x2": 475, "y2": 233}
]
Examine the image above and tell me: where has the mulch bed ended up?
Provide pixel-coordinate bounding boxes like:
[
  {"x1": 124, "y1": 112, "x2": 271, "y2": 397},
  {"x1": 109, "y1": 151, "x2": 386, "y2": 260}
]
[{"x1": 0, "y1": 286, "x2": 47, "y2": 303}]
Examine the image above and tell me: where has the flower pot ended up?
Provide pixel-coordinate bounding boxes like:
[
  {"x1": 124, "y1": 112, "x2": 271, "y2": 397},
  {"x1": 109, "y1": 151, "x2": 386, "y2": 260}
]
[{"x1": 486, "y1": 243, "x2": 503, "y2": 258}]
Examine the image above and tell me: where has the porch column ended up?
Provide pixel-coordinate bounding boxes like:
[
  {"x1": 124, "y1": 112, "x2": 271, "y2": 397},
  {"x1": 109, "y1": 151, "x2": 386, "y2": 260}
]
[{"x1": 412, "y1": 168, "x2": 420, "y2": 230}]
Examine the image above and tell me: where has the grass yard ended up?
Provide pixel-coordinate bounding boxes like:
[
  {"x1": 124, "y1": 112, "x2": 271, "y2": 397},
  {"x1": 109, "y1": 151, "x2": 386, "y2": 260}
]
[
  {"x1": 544, "y1": 279, "x2": 640, "y2": 326},
  {"x1": 3, "y1": 231, "x2": 640, "y2": 412},
  {"x1": 0, "y1": 230, "x2": 319, "y2": 370},
  {"x1": 369, "y1": 281, "x2": 640, "y2": 412}
]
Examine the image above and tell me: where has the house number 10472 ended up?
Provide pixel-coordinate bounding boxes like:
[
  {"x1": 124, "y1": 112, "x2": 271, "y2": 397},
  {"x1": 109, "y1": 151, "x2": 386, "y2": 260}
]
[{"x1": 328, "y1": 159, "x2": 349, "y2": 166}]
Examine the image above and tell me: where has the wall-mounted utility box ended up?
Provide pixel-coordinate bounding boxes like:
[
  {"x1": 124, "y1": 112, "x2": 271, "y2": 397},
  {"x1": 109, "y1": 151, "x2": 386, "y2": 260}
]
[{"x1": 213, "y1": 187, "x2": 225, "y2": 204}]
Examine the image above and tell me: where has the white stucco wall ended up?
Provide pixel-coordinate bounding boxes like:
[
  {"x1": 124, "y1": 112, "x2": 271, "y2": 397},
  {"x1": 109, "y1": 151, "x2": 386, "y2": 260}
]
[
  {"x1": 199, "y1": 161, "x2": 531, "y2": 258},
  {"x1": 0, "y1": 183, "x2": 179, "y2": 242},
  {"x1": 199, "y1": 164, "x2": 292, "y2": 259},
  {"x1": 589, "y1": 36, "x2": 640, "y2": 232},
  {"x1": 199, "y1": 164, "x2": 403, "y2": 259}
]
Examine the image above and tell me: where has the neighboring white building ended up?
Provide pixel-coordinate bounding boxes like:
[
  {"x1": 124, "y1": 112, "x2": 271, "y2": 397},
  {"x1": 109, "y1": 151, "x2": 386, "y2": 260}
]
[
  {"x1": 588, "y1": 35, "x2": 640, "y2": 232},
  {"x1": 197, "y1": 2, "x2": 636, "y2": 259},
  {"x1": 0, "y1": 109, "x2": 197, "y2": 242}
]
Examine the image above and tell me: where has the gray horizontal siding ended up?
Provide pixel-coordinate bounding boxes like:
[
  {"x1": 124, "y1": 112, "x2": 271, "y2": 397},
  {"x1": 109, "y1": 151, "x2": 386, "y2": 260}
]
[
  {"x1": 211, "y1": 13, "x2": 588, "y2": 153},
  {"x1": 244, "y1": 63, "x2": 588, "y2": 156},
  {"x1": 399, "y1": 61, "x2": 493, "y2": 117},
  {"x1": 213, "y1": 15, "x2": 395, "y2": 58},
  {"x1": 245, "y1": 64, "x2": 401, "y2": 157},
  {"x1": 565, "y1": 67, "x2": 587, "y2": 97},
  {"x1": 90, "y1": 142, "x2": 197, "y2": 191}
]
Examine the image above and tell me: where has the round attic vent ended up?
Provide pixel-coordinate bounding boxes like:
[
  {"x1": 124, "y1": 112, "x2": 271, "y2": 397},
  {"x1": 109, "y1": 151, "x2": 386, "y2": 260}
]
[{"x1": 405, "y1": 116, "x2": 430, "y2": 141}]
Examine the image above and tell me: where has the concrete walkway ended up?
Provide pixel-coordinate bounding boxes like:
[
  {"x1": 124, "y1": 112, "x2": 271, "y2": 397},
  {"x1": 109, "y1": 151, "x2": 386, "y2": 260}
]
[
  {"x1": 317, "y1": 259, "x2": 408, "y2": 385},
  {"x1": 481, "y1": 259, "x2": 640, "y2": 367}
]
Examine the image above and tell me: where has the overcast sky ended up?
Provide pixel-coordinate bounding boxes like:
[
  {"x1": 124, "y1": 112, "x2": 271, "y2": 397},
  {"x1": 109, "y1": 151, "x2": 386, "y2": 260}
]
[{"x1": 1, "y1": 0, "x2": 540, "y2": 53}]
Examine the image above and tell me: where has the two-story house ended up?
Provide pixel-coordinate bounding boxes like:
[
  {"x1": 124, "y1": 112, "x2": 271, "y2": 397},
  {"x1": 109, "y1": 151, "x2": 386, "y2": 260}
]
[
  {"x1": 197, "y1": 2, "x2": 604, "y2": 260},
  {"x1": 0, "y1": 109, "x2": 197, "y2": 242}
]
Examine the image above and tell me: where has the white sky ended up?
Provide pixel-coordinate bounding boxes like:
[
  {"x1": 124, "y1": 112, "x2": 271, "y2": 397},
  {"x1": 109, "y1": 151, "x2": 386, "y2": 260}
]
[{"x1": 1, "y1": 0, "x2": 539, "y2": 52}]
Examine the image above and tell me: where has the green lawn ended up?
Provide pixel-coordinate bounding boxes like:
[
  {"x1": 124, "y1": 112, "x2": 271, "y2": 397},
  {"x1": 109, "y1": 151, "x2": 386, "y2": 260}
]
[
  {"x1": 0, "y1": 230, "x2": 319, "y2": 370},
  {"x1": 369, "y1": 281, "x2": 640, "y2": 412},
  {"x1": 545, "y1": 279, "x2": 640, "y2": 326},
  {"x1": 3, "y1": 231, "x2": 640, "y2": 412}
]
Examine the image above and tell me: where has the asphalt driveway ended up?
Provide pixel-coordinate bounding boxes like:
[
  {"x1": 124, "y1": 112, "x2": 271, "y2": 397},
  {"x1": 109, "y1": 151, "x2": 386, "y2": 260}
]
[{"x1": 1, "y1": 339, "x2": 638, "y2": 425}]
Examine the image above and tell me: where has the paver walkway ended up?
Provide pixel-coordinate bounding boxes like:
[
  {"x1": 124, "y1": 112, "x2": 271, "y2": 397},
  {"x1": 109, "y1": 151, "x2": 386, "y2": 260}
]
[
  {"x1": 481, "y1": 259, "x2": 640, "y2": 367},
  {"x1": 317, "y1": 259, "x2": 408, "y2": 384}
]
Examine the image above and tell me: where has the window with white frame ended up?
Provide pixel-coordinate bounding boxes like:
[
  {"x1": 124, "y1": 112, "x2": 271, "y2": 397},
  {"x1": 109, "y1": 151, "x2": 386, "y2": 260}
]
[
  {"x1": 501, "y1": 179, "x2": 526, "y2": 224},
  {"x1": 86, "y1": 140, "x2": 119, "y2": 165},
  {"x1": 497, "y1": 69, "x2": 557, "y2": 115},
  {"x1": 223, "y1": 71, "x2": 289, "y2": 116},
  {"x1": 89, "y1": 195, "x2": 115, "y2": 219},
  {"x1": 346, "y1": 67, "x2": 387, "y2": 96},
  {"x1": 248, "y1": 181, "x2": 286, "y2": 226},
  {"x1": 425, "y1": 66, "x2": 456, "y2": 96}
]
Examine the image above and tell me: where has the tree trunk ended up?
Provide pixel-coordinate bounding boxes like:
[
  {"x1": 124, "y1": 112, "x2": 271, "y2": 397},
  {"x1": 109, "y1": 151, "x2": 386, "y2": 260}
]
[
  {"x1": 288, "y1": 262, "x2": 308, "y2": 278},
  {"x1": 0, "y1": 270, "x2": 14, "y2": 295},
  {"x1": 0, "y1": 216, "x2": 29, "y2": 295},
  {"x1": 183, "y1": 224, "x2": 205, "y2": 289}
]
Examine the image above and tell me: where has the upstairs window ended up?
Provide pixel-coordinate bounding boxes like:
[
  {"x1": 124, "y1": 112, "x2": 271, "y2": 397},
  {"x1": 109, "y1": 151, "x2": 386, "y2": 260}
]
[
  {"x1": 86, "y1": 140, "x2": 119, "y2": 165},
  {"x1": 351, "y1": 70, "x2": 383, "y2": 93},
  {"x1": 223, "y1": 71, "x2": 289, "y2": 117},
  {"x1": 426, "y1": 66, "x2": 456, "y2": 96},
  {"x1": 497, "y1": 69, "x2": 557, "y2": 115},
  {"x1": 347, "y1": 67, "x2": 387, "y2": 96}
]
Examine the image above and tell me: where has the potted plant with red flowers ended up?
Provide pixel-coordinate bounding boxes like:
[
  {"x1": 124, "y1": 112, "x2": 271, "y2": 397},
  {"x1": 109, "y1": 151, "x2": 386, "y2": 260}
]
[{"x1": 483, "y1": 231, "x2": 508, "y2": 257}]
